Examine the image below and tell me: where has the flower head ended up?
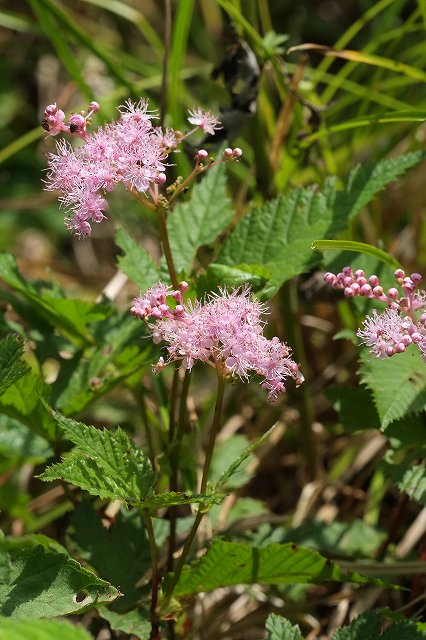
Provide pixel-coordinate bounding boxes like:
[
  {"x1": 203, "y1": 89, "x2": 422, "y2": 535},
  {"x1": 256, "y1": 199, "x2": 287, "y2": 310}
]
[
  {"x1": 324, "y1": 267, "x2": 426, "y2": 360},
  {"x1": 44, "y1": 99, "x2": 170, "y2": 236},
  {"x1": 187, "y1": 108, "x2": 222, "y2": 135},
  {"x1": 132, "y1": 284, "x2": 303, "y2": 400}
]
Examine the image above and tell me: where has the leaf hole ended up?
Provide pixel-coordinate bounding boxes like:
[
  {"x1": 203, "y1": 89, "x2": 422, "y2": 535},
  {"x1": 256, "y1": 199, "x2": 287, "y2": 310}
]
[{"x1": 74, "y1": 589, "x2": 90, "y2": 603}]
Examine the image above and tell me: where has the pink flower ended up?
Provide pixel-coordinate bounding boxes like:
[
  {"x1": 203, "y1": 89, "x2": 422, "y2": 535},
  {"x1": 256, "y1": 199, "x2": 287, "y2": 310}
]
[
  {"x1": 187, "y1": 108, "x2": 222, "y2": 135},
  {"x1": 132, "y1": 284, "x2": 303, "y2": 401},
  {"x1": 44, "y1": 99, "x2": 170, "y2": 236},
  {"x1": 42, "y1": 103, "x2": 68, "y2": 136},
  {"x1": 325, "y1": 267, "x2": 426, "y2": 360}
]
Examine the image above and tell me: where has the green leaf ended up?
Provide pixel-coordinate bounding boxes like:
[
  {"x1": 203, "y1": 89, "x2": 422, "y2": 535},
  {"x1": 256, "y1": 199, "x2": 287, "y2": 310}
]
[
  {"x1": 0, "y1": 618, "x2": 92, "y2": 640},
  {"x1": 202, "y1": 263, "x2": 271, "y2": 293},
  {"x1": 169, "y1": 539, "x2": 388, "y2": 598},
  {"x1": 0, "y1": 415, "x2": 52, "y2": 460},
  {"x1": 325, "y1": 387, "x2": 381, "y2": 432},
  {"x1": 115, "y1": 228, "x2": 160, "y2": 291},
  {"x1": 39, "y1": 412, "x2": 156, "y2": 505},
  {"x1": 0, "y1": 335, "x2": 30, "y2": 398},
  {"x1": 71, "y1": 502, "x2": 151, "y2": 611},
  {"x1": 301, "y1": 112, "x2": 426, "y2": 147},
  {"x1": 333, "y1": 609, "x2": 426, "y2": 640},
  {"x1": 265, "y1": 614, "x2": 303, "y2": 640},
  {"x1": 328, "y1": 152, "x2": 426, "y2": 234},
  {"x1": 264, "y1": 519, "x2": 386, "y2": 559},
  {"x1": 167, "y1": 163, "x2": 234, "y2": 274},
  {"x1": 53, "y1": 312, "x2": 154, "y2": 414},
  {"x1": 0, "y1": 371, "x2": 58, "y2": 440},
  {"x1": 312, "y1": 240, "x2": 402, "y2": 271},
  {"x1": 99, "y1": 608, "x2": 151, "y2": 638},
  {"x1": 385, "y1": 460, "x2": 426, "y2": 507},
  {"x1": 137, "y1": 491, "x2": 221, "y2": 510},
  {"x1": 0, "y1": 544, "x2": 118, "y2": 617},
  {"x1": 217, "y1": 153, "x2": 424, "y2": 295},
  {"x1": 214, "y1": 423, "x2": 278, "y2": 491},
  {"x1": 0, "y1": 252, "x2": 110, "y2": 347},
  {"x1": 396, "y1": 465, "x2": 426, "y2": 506},
  {"x1": 359, "y1": 347, "x2": 426, "y2": 429},
  {"x1": 218, "y1": 182, "x2": 335, "y2": 289}
]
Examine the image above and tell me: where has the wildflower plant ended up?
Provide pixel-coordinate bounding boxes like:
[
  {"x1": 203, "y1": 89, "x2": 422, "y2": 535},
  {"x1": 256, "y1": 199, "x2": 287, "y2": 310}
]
[{"x1": 2, "y1": 5, "x2": 426, "y2": 637}]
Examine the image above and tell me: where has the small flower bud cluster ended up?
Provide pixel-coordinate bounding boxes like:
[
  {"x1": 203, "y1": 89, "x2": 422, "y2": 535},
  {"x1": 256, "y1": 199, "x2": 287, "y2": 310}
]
[
  {"x1": 130, "y1": 282, "x2": 188, "y2": 322},
  {"x1": 42, "y1": 101, "x2": 100, "y2": 141},
  {"x1": 324, "y1": 267, "x2": 426, "y2": 360},
  {"x1": 131, "y1": 284, "x2": 304, "y2": 400},
  {"x1": 43, "y1": 99, "x2": 225, "y2": 237}
]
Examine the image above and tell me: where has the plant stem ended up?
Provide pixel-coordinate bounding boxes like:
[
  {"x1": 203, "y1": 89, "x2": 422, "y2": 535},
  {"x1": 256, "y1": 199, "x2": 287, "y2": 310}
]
[
  {"x1": 161, "y1": 371, "x2": 226, "y2": 610},
  {"x1": 157, "y1": 205, "x2": 179, "y2": 289},
  {"x1": 143, "y1": 511, "x2": 161, "y2": 640},
  {"x1": 167, "y1": 365, "x2": 181, "y2": 574}
]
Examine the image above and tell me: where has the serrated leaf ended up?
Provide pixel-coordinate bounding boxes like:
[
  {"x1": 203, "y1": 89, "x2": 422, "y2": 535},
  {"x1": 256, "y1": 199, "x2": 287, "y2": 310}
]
[
  {"x1": 99, "y1": 608, "x2": 151, "y2": 638},
  {"x1": 216, "y1": 153, "x2": 424, "y2": 294},
  {"x1": 395, "y1": 464, "x2": 426, "y2": 506},
  {"x1": 71, "y1": 502, "x2": 151, "y2": 611},
  {"x1": 0, "y1": 335, "x2": 30, "y2": 398},
  {"x1": 39, "y1": 412, "x2": 156, "y2": 505},
  {"x1": 333, "y1": 609, "x2": 425, "y2": 640},
  {"x1": 0, "y1": 545, "x2": 118, "y2": 617},
  {"x1": 265, "y1": 614, "x2": 303, "y2": 640},
  {"x1": 329, "y1": 152, "x2": 425, "y2": 234},
  {"x1": 0, "y1": 618, "x2": 92, "y2": 640},
  {"x1": 359, "y1": 347, "x2": 426, "y2": 429},
  {"x1": 214, "y1": 423, "x2": 278, "y2": 491},
  {"x1": 218, "y1": 184, "x2": 333, "y2": 287},
  {"x1": 169, "y1": 539, "x2": 388, "y2": 597},
  {"x1": 167, "y1": 162, "x2": 234, "y2": 274},
  {"x1": 115, "y1": 227, "x2": 160, "y2": 290}
]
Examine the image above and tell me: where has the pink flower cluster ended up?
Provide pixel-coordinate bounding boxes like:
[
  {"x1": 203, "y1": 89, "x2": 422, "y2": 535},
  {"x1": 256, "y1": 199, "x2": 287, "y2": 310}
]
[
  {"x1": 44, "y1": 99, "x2": 174, "y2": 236},
  {"x1": 324, "y1": 267, "x2": 426, "y2": 359},
  {"x1": 42, "y1": 99, "x2": 228, "y2": 237},
  {"x1": 131, "y1": 284, "x2": 304, "y2": 400}
]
